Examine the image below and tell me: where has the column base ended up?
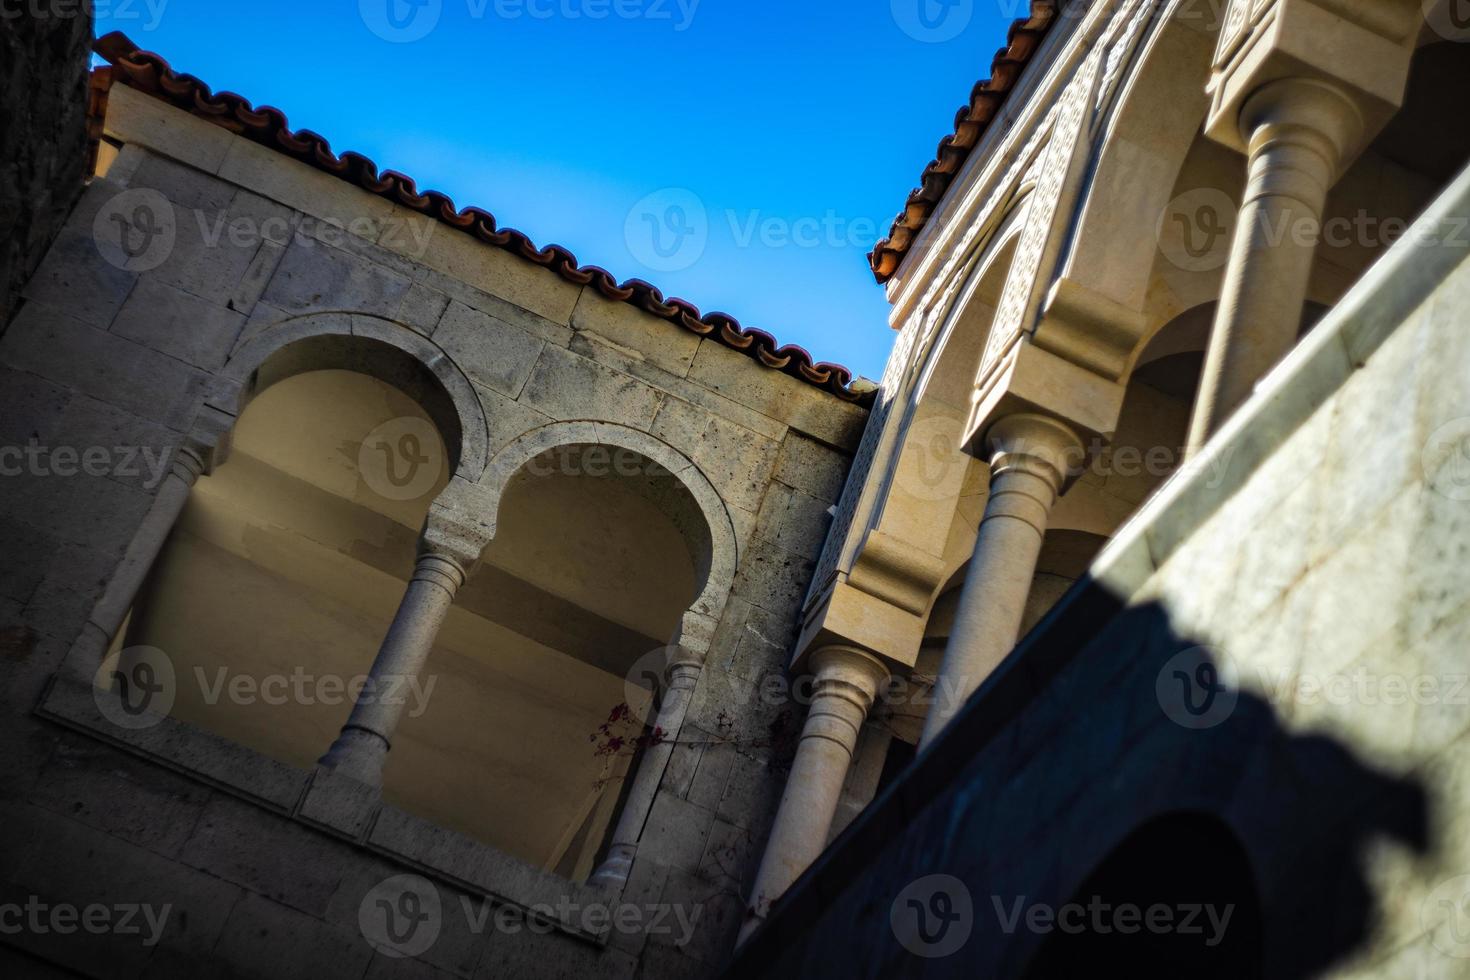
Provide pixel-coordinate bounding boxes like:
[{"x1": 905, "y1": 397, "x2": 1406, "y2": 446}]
[
  {"x1": 588, "y1": 842, "x2": 637, "y2": 890},
  {"x1": 317, "y1": 726, "x2": 390, "y2": 787}
]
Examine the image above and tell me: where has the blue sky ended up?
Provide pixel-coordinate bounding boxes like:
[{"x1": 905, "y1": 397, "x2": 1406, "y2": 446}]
[{"x1": 96, "y1": 0, "x2": 1024, "y2": 380}]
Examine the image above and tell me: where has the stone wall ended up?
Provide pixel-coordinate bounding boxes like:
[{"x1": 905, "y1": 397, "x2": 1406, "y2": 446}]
[
  {"x1": 0, "y1": 7, "x2": 93, "y2": 330},
  {"x1": 733, "y1": 171, "x2": 1470, "y2": 977},
  {"x1": 0, "y1": 79, "x2": 867, "y2": 979}
]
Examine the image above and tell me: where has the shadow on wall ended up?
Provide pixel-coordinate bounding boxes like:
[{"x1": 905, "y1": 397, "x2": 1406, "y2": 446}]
[{"x1": 732, "y1": 594, "x2": 1432, "y2": 980}]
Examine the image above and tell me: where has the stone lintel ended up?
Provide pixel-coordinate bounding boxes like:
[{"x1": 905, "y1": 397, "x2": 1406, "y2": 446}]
[
  {"x1": 964, "y1": 339, "x2": 1126, "y2": 457},
  {"x1": 792, "y1": 579, "x2": 924, "y2": 676}
]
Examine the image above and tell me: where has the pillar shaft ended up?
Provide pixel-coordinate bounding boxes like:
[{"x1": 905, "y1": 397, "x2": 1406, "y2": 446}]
[
  {"x1": 1187, "y1": 77, "x2": 1363, "y2": 453},
  {"x1": 318, "y1": 550, "x2": 466, "y2": 785},
  {"x1": 588, "y1": 650, "x2": 703, "y2": 888},
  {"x1": 919, "y1": 414, "x2": 1081, "y2": 748},
  {"x1": 740, "y1": 646, "x2": 887, "y2": 943},
  {"x1": 65, "y1": 448, "x2": 208, "y2": 682}
]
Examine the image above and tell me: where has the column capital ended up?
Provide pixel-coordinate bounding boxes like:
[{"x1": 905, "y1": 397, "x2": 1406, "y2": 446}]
[
  {"x1": 1207, "y1": 0, "x2": 1420, "y2": 164},
  {"x1": 981, "y1": 413, "x2": 1086, "y2": 500},
  {"x1": 180, "y1": 404, "x2": 236, "y2": 479},
  {"x1": 808, "y1": 645, "x2": 890, "y2": 708},
  {"x1": 419, "y1": 480, "x2": 494, "y2": 571}
]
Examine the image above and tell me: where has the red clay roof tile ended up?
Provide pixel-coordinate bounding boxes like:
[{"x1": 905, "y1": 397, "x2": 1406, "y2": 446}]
[
  {"x1": 867, "y1": 1, "x2": 1058, "y2": 284},
  {"x1": 91, "y1": 32, "x2": 872, "y2": 405}
]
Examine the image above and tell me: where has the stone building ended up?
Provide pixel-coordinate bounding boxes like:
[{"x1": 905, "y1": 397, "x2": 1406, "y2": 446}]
[{"x1": 2, "y1": 0, "x2": 1470, "y2": 978}]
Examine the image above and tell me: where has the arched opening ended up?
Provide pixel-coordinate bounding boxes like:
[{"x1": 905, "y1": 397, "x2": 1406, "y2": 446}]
[
  {"x1": 120, "y1": 349, "x2": 714, "y2": 878},
  {"x1": 1022, "y1": 813, "x2": 1263, "y2": 979}
]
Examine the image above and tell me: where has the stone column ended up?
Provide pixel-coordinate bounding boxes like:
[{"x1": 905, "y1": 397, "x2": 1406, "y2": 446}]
[
  {"x1": 66, "y1": 410, "x2": 231, "y2": 683},
  {"x1": 739, "y1": 645, "x2": 888, "y2": 944},
  {"x1": 1186, "y1": 78, "x2": 1364, "y2": 452},
  {"x1": 919, "y1": 414, "x2": 1082, "y2": 748},
  {"x1": 588, "y1": 640, "x2": 705, "y2": 889},
  {"x1": 317, "y1": 511, "x2": 481, "y2": 786}
]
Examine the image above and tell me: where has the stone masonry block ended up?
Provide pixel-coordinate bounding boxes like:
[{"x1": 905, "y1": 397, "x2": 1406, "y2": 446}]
[
  {"x1": 26, "y1": 732, "x2": 212, "y2": 857},
  {"x1": 262, "y1": 237, "x2": 412, "y2": 319},
  {"x1": 111, "y1": 275, "x2": 247, "y2": 371},
  {"x1": 387, "y1": 213, "x2": 581, "y2": 328},
  {"x1": 639, "y1": 791, "x2": 716, "y2": 874},
  {"x1": 415, "y1": 265, "x2": 573, "y2": 348},
  {"x1": 753, "y1": 482, "x2": 833, "y2": 563},
  {"x1": 570, "y1": 289, "x2": 699, "y2": 379},
  {"x1": 19, "y1": 227, "x2": 137, "y2": 329},
  {"x1": 518, "y1": 344, "x2": 664, "y2": 433},
  {"x1": 729, "y1": 536, "x2": 813, "y2": 627},
  {"x1": 130, "y1": 152, "x2": 235, "y2": 214},
  {"x1": 324, "y1": 858, "x2": 485, "y2": 979},
  {"x1": 715, "y1": 749, "x2": 784, "y2": 835},
  {"x1": 773, "y1": 431, "x2": 851, "y2": 504},
  {"x1": 2, "y1": 802, "x2": 243, "y2": 968},
  {"x1": 433, "y1": 301, "x2": 545, "y2": 398},
  {"x1": 396, "y1": 282, "x2": 452, "y2": 337},
  {"x1": 650, "y1": 397, "x2": 779, "y2": 515},
  {"x1": 216, "y1": 135, "x2": 396, "y2": 232},
  {"x1": 0, "y1": 302, "x2": 210, "y2": 429},
  {"x1": 685, "y1": 339, "x2": 868, "y2": 451},
  {"x1": 104, "y1": 84, "x2": 236, "y2": 175},
  {"x1": 194, "y1": 891, "x2": 372, "y2": 980},
  {"x1": 180, "y1": 794, "x2": 349, "y2": 918}
]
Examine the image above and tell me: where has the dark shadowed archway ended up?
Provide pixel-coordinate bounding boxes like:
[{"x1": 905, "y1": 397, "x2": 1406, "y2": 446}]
[{"x1": 1022, "y1": 814, "x2": 1262, "y2": 979}]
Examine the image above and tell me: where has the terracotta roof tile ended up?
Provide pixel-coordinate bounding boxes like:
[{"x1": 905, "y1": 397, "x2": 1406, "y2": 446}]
[
  {"x1": 868, "y1": 1, "x2": 1058, "y2": 284},
  {"x1": 91, "y1": 32, "x2": 872, "y2": 405}
]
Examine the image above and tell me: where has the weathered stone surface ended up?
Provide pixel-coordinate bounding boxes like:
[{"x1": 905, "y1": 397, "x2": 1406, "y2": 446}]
[
  {"x1": 685, "y1": 339, "x2": 867, "y2": 451},
  {"x1": 0, "y1": 302, "x2": 210, "y2": 430},
  {"x1": 651, "y1": 397, "x2": 780, "y2": 515},
  {"x1": 19, "y1": 227, "x2": 138, "y2": 329},
  {"x1": 432, "y1": 302, "x2": 545, "y2": 398},
  {"x1": 773, "y1": 432, "x2": 850, "y2": 504},
  {"x1": 519, "y1": 344, "x2": 664, "y2": 433},
  {"x1": 571, "y1": 290, "x2": 700, "y2": 379},
  {"x1": 0, "y1": 2, "x2": 90, "y2": 327},
  {"x1": 111, "y1": 276, "x2": 247, "y2": 371},
  {"x1": 203, "y1": 891, "x2": 373, "y2": 980},
  {"x1": 26, "y1": 733, "x2": 212, "y2": 856},
  {"x1": 638, "y1": 791, "x2": 716, "y2": 874},
  {"x1": 263, "y1": 237, "x2": 413, "y2": 319}
]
